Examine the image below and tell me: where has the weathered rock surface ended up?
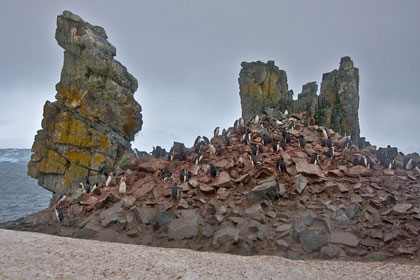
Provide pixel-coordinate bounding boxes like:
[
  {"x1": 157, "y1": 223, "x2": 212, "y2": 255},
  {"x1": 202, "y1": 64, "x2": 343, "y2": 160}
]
[
  {"x1": 329, "y1": 232, "x2": 359, "y2": 247},
  {"x1": 168, "y1": 212, "x2": 203, "y2": 240},
  {"x1": 298, "y1": 229, "x2": 327, "y2": 253},
  {"x1": 239, "y1": 60, "x2": 291, "y2": 119},
  {"x1": 27, "y1": 11, "x2": 142, "y2": 200},
  {"x1": 318, "y1": 57, "x2": 360, "y2": 140},
  {"x1": 5, "y1": 39, "x2": 420, "y2": 263},
  {"x1": 247, "y1": 177, "x2": 278, "y2": 201}
]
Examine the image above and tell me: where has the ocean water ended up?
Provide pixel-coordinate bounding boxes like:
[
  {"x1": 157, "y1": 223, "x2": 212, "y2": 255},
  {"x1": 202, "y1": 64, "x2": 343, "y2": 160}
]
[{"x1": 0, "y1": 162, "x2": 51, "y2": 223}]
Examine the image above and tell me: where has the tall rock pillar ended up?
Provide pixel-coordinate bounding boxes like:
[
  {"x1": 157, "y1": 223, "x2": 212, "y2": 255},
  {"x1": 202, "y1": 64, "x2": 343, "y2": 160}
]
[
  {"x1": 28, "y1": 11, "x2": 142, "y2": 197},
  {"x1": 238, "y1": 61, "x2": 292, "y2": 119},
  {"x1": 318, "y1": 56, "x2": 360, "y2": 139}
]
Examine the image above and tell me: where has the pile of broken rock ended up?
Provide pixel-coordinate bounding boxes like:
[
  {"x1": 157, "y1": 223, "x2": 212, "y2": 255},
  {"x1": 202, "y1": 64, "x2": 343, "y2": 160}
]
[{"x1": 4, "y1": 113, "x2": 420, "y2": 262}]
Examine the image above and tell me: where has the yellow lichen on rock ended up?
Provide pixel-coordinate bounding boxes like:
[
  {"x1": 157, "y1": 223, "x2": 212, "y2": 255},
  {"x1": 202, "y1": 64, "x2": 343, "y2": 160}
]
[
  {"x1": 62, "y1": 163, "x2": 89, "y2": 190},
  {"x1": 38, "y1": 150, "x2": 67, "y2": 175},
  {"x1": 28, "y1": 11, "x2": 142, "y2": 199},
  {"x1": 65, "y1": 150, "x2": 90, "y2": 166},
  {"x1": 56, "y1": 83, "x2": 87, "y2": 109}
]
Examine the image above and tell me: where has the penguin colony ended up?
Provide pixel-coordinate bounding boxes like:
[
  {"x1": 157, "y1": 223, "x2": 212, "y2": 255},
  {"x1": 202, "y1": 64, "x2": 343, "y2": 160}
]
[{"x1": 54, "y1": 111, "x2": 419, "y2": 223}]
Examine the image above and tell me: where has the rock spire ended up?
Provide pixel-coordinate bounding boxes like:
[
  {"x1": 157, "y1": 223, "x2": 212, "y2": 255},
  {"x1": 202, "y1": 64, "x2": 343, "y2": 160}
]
[{"x1": 28, "y1": 11, "x2": 142, "y2": 199}]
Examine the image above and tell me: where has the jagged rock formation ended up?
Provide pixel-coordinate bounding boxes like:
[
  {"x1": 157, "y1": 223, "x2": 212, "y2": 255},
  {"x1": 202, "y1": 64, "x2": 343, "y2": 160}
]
[
  {"x1": 318, "y1": 57, "x2": 360, "y2": 140},
  {"x1": 290, "y1": 82, "x2": 318, "y2": 122},
  {"x1": 27, "y1": 11, "x2": 142, "y2": 199},
  {"x1": 239, "y1": 57, "x2": 360, "y2": 140},
  {"x1": 9, "y1": 113, "x2": 420, "y2": 262},
  {"x1": 238, "y1": 61, "x2": 292, "y2": 119}
]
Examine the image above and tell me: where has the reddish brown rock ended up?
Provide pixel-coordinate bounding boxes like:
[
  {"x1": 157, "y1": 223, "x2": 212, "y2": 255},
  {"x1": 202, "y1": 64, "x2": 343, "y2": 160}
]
[
  {"x1": 212, "y1": 171, "x2": 233, "y2": 189},
  {"x1": 293, "y1": 158, "x2": 325, "y2": 178},
  {"x1": 199, "y1": 184, "x2": 215, "y2": 194}
]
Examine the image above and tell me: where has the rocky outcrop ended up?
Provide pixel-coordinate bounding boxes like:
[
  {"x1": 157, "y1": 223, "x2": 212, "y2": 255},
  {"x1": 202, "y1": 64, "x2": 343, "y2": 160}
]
[
  {"x1": 238, "y1": 61, "x2": 292, "y2": 119},
  {"x1": 238, "y1": 57, "x2": 360, "y2": 139},
  {"x1": 27, "y1": 11, "x2": 142, "y2": 199},
  {"x1": 290, "y1": 82, "x2": 318, "y2": 123},
  {"x1": 8, "y1": 112, "x2": 420, "y2": 262},
  {"x1": 318, "y1": 56, "x2": 360, "y2": 140}
]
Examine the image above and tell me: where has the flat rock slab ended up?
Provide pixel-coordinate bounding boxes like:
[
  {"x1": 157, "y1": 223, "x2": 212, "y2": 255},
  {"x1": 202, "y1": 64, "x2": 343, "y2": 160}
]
[
  {"x1": 1, "y1": 230, "x2": 419, "y2": 280},
  {"x1": 330, "y1": 232, "x2": 359, "y2": 247},
  {"x1": 295, "y1": 174, "x2": 308, "y2": 194},
  {"x1": 247, "y1": 177, "x2": 278, "y2": 201},
  {"x1": 392, "y1": 203, "x2": 412, "y2": 215},
  {"x1": 299, "y1": 229, "x2": 327, "y2": 253},
  {"x1": 346, "y1": 166, "x2": 372, "y2": 177},
  {"x1": 293, "y1": 158, "x2": 325, "y2": 178}
]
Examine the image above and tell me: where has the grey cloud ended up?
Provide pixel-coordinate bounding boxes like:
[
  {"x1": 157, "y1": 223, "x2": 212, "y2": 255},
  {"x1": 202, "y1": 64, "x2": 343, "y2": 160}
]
[{"x1": 0, "y1": 0, "x2": 419, "y2": 153}]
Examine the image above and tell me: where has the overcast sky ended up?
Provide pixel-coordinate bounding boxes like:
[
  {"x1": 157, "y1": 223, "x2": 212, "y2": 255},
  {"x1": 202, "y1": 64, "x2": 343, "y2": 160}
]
[{"x1": 0, "y1": 0, "x2": 419, "y2": 154}]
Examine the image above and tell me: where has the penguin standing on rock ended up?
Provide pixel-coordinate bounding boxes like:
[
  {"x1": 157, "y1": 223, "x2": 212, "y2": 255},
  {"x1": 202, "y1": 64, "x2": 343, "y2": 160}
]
[
  {"x1": 404, "y1": 158, "x2": 413, "y2": 170},
  {"x1": 321, "y1": 128, "x2": 328, "y2": 140},
  {"x1": 80, "y1": 182, "x2": 91, "y2": 194},
  {"x1": 105, "y1": 175, "x2": 113, "y2": 187},
  {"x1": 272, "y1": 141, "x2": 280, "y2": 152},
  {"x1": 341, "y1": 139, "x2": 350, "y2": 150},
  {"x1": 194, "y1": 142, "x2": 202, "y2": 154},
  {"x1": 298, "y1": 136, "x2": 305, "y2": 148},
  {"x1": 285, "y1": 133, "x2": 291, "y2": 144},
  {"x1": 245, "y1": 133, "x2": 251, "y2": 145},
  {"x1": 327, "y1": 147, "x2": 334, "y2": 158},
  {"x1": 194, "y1": 154, "x2": 203, "y2": 165},
  {"x1": 180, "y1": 169, "x2": 186, "y2": 183},
  {"x1": 281, "y1": 140, "x2": 287, "y2": 150},
  {"x1": 169, "y1": 183, "x2": 179, "y2": 200},
  {"x1": 366, "y1": 156, "x2": 375, "y2": 169},
  {"x1": 168, "y1": 151, "x2": 174, "y2": 161},
  {"x1": 194, "y1": 136, "x2": 202, "y2": 147},
  {"x1": 224, "y1": 135, "x2": 230, "y2": 146},
  {"x1": 257, "y1": 144, "x2": 264, "y2": 154},
  {"x1": 186, "y1": 171, "x2": 193, "y2": 181},
  {"x1": 210, "y1": 164, "x2": 218, "y2": 179},
  {"x1": 214, "y1": 127, "x2": 220, "y2": 137},
  {"x1": 209, "y1": 144, "x2": 216, "y2": 155},
  {"x1": 91, "y1": 183, "x2": 101, "y2": 195},
  {"x1": 310, "y1": 154, "x2": 320, "y2": 165},
  {"x1": 326, "y1": 137, "x2": 333, "y2": 149},
  {"x1": 119, "y1": 177, "x2": 127, "y2": 194},
  {"x1": 55, "y1": 207, "x2": 64, "y2": 223},
  {"x1": 202, "y1": 136, "x2": 210, "y2": 145},
  {"x1": 234, "y1": 119, "x2": 239, "y2": 129},
  {"x1": 303, "y1": 120, "x2": 308, "y2": 127},
  {"x1": 277, "y1": 157, "x2": 287, "y2": 172},
  {"x1": 262, "y1": 135, "x2": 272, "y2": 146},
  {"x1": 251, "y1": 145, "x2": 259, "y2": 156},
  {"x1": 161, "y1": 167, "x2": 173, "y2": 181},
  {"x1": 249, "y1": 153, "x2": 263, "y2": 167},
  {"x1": 57, "y1": 195, "x2": 67, "y2": 205},
  {"x1": 252, "y1": 115, "x2": 260, "y2": 124}
]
